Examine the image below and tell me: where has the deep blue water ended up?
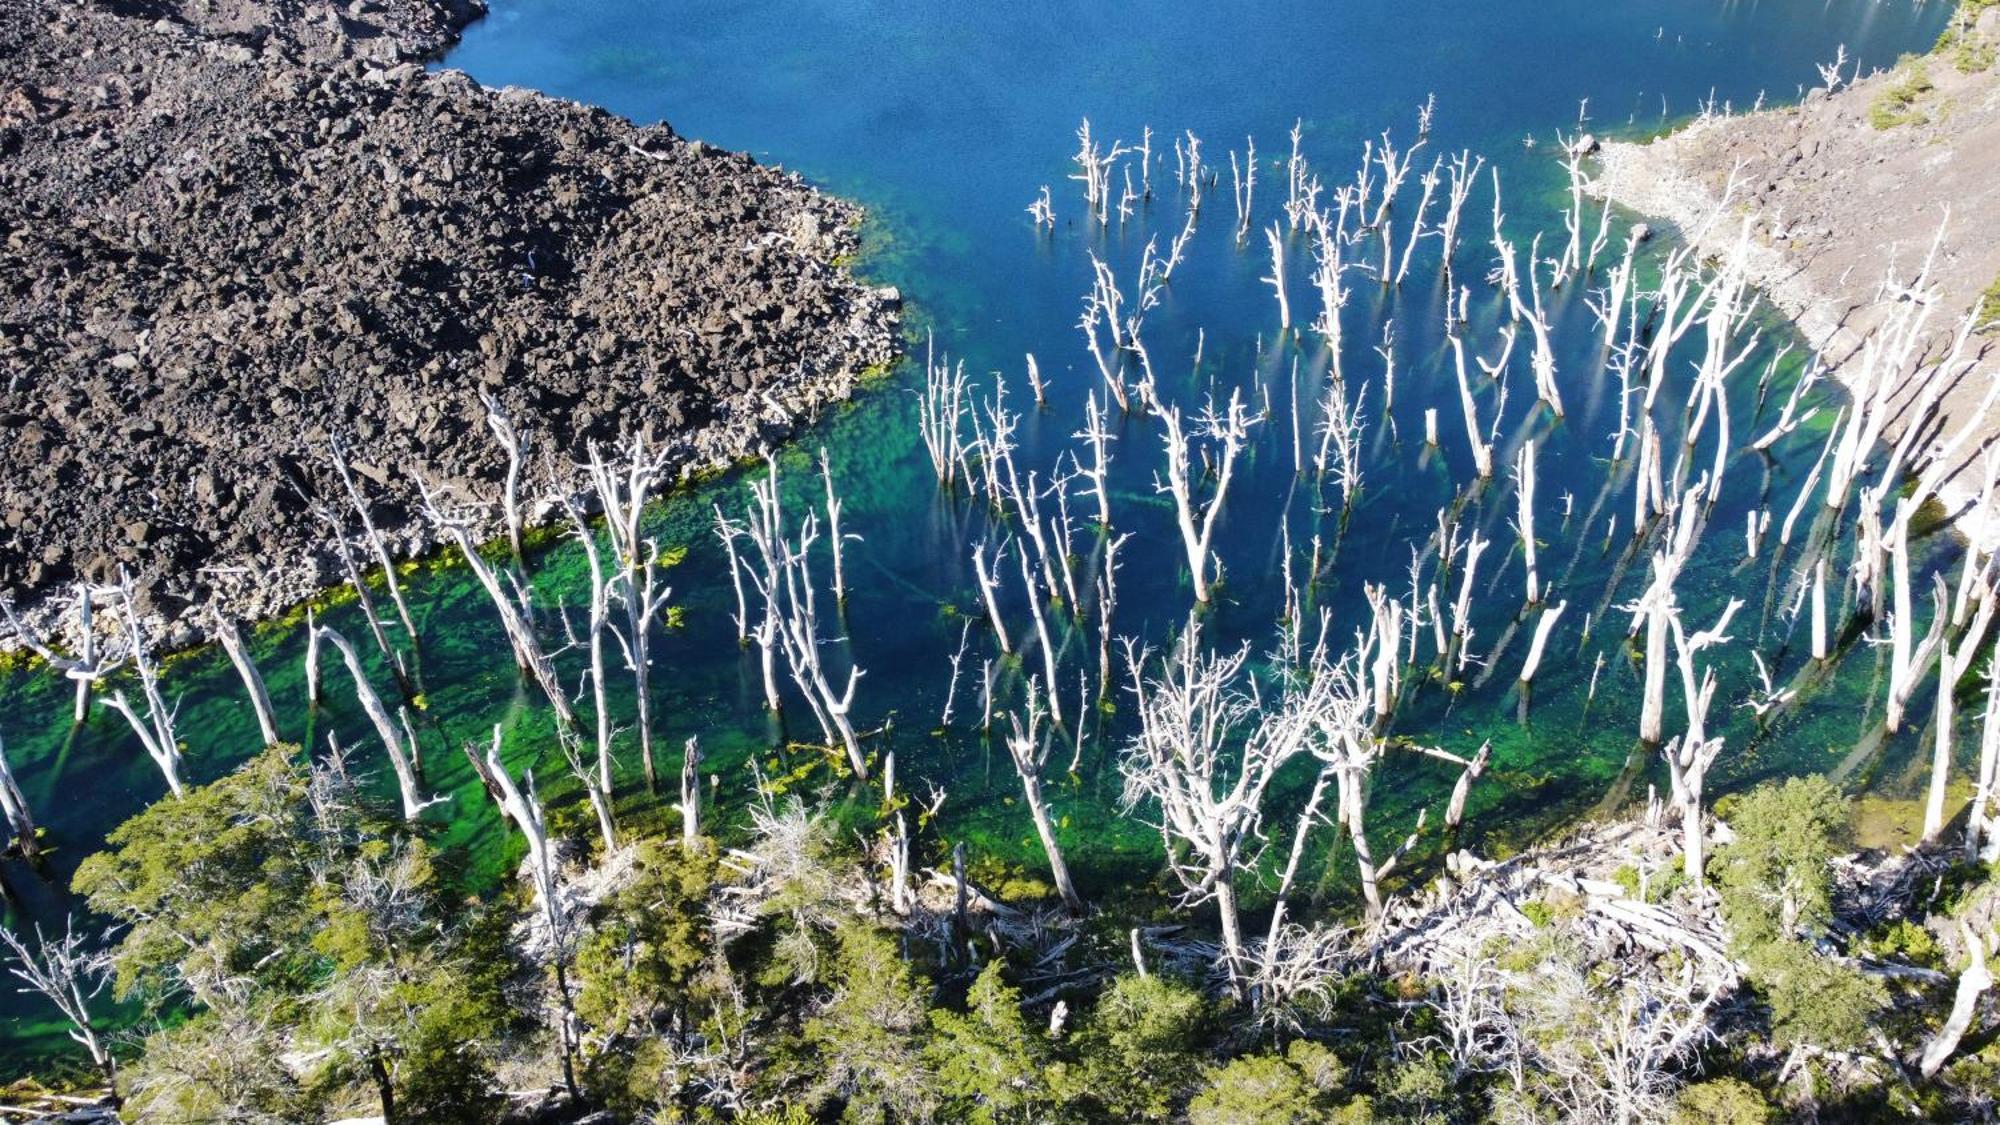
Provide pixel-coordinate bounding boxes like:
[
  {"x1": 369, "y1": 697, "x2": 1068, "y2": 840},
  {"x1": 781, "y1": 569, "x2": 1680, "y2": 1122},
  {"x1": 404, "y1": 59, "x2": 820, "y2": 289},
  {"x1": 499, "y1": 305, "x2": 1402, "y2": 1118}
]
[{"x1": 0, "y1": 0, "x2": 1957, "y2": 1075}]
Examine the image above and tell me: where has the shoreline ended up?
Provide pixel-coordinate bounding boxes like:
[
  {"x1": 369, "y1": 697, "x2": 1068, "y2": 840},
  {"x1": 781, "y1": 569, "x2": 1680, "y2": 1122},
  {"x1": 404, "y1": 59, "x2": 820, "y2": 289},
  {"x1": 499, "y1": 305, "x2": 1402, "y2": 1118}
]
[
  {"x1": 1591, "y1": 13, "x2": 2000, "y2": 549},
  {"x1": 0, "y1": 0, "x2": 902, "y2": 651}
]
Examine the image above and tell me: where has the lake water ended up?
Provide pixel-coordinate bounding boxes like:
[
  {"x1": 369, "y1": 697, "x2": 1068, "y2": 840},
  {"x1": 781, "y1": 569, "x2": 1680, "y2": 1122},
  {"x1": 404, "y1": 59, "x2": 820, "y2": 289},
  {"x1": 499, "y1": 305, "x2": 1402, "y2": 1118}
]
[{"x1": 0, "y1": 0, "x2": 1958, "y2": 1075}]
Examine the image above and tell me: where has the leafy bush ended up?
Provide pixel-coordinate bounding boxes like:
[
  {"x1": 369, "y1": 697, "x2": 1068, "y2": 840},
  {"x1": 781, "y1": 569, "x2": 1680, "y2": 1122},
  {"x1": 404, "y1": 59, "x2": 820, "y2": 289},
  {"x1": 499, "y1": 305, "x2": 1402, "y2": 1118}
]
[
  {"x1": 927, "y1": 961, "x2": 1053, "y2": 1124},
  {"x1": 1978, "y1": 273, "x2": 2000, "y2": 336},
  {"x1": 788, "y1": 922, "x2": 937, "y2": 1121},
  {"x1": 1188, "y1": 1040, "x2": 1350, "y2": 1125},
  {"x1": 1052, "y1": 973, "x2": 1208, "y2": 1121},
  {"x1": 1935, "y1": 0, "x2": 1999, "y2": 73},
  {"x1": 1870, "y1": 57, "x2": 1936, "y2": 129},
  {"x1": 1860, "y1": 918, "x2": 1943, "y2": 968},
  {"x1": 575, "y1": 839, "x2": 718, "y2": 1033},
  {"x1": 1716, "y1": 775, "x2": 1850, "y2": 949},
  {"x1": 1745, "y1": 938, "x2": 1887, "y2": 1050},
  {"x1": 1672, "y1": 1076, "x2": 1776, "y2": 1124}
]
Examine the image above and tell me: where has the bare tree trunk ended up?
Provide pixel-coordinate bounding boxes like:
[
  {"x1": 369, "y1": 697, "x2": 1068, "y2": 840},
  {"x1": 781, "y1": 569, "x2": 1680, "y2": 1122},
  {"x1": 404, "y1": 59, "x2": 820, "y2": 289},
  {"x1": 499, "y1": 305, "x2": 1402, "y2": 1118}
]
[
  {"x1": 820, "y1": 448, "x2": 851, "y2": 603},
  {"x1": 1158, "y1": 390, "x2": 1252, "y2": 604},
  {"x1": 1448, "y1": 336, "x2": 1494, "y2": 480},
  {"x1": 329, "y1": 440, "x2": 420, "y2": 646},
  {"x1": 1017, "y1": 543, "x2": 1064, "y2": 728},
  {"x1": 1004, "y1": 686, "x2": 1083, "y2": 912},
  {"x1": 567, "y1": 499, "x2": 621, "y2": 797},
  {"x1": 478, "y1": 392, "x2": 529, "y2": 571},
  {"x1": 972, "y1": 540, "x2": 1013, "y2": 654},
  {"x1": 468, "y1": 726, "x2": 578, "y2": 1098},
  {"x1": 1920, "y1": 923, "x2": 1993, "y2": 1078},
  {"x1": 1518, "y1": 601, "x2": 1567, "y2": 686},
  {"x1": 105, "y1": 575, "x2": 184, "y2": 799},
  {"x1": 72, "y1": 585, "x2": 94, "y2": 726},
  {"x1": 1514, "y1": 442, "x2": 1541, "y2": 604},
  {"x1": 678, "y1": 736, "x2": 702, "y2": 846},
  {"x1": 213, "y1": 613, "x2": 279, "y2": 747},
  {"x1": 314, "y1": 625, "x2": 433, "y2": 821},
  {"x1": 100, "y1": 688, "x2": 187, "y2": 800},
  {"x1": 419, "y1": 480, "x2": 578, "y2": 730},
  {"x1": 0, "y1": 734, "x2": 40, "y2": 859}
]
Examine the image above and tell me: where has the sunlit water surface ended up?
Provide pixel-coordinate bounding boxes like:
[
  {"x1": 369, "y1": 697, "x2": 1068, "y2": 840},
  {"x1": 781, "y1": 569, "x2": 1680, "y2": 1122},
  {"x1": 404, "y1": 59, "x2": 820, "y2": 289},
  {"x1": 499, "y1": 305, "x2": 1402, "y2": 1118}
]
[{"x1": 0, "y1": 0, "x2": 1958, "y2": 1073}]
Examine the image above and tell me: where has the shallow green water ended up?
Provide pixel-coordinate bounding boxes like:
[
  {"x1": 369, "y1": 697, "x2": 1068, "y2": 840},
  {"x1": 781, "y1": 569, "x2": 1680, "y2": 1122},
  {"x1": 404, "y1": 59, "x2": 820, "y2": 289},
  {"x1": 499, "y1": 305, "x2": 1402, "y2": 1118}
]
[{"x1": 0, "y1": 0, "x2": 1963, "y2": 1076}]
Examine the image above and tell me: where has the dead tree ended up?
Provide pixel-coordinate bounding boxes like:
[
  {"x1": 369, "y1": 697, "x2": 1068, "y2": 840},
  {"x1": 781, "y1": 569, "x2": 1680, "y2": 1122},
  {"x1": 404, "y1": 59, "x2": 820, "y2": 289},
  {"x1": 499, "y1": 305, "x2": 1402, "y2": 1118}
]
[
  {"x1": 103, "y1": 575, "x2": 183, "y2": 799},
  {"x1": 585, "y1": 441, "x2": 676, "y2": 793},
  {"x1": 1070, "y1": 119, "x2": 1128, "y2": 223},
  {"x1": 1369, "y1": 119, "x2": 1424, "y2": 280},
  {"x1": 466, "y1": 725, "x2": 578, "y2": 1098},
  {"x1": 316, "y1": 503, "x2": 397, "y2": 660},
  {"x1": 1395, "y1": 155, "x2": 1442, "y2": 287},
  {"x1": 1448, "y1": 335, "x2": 1495, "y2": 480},
  {"x1": 212, "y1": 612, "x2": 279, "y2": 748},
  {"x1": 1313, "y1": 370, "x2": 1365, "y2": 511},
  {"x1": 1625, "y1": 495, "x2": 1707, "y2": 745},
  {"x1": 1003, "y1": 680, "x2": 1084, "y2": 912},
  {"x1": 1121, "y1": 623, "x2": 1324, "y2": 985},
  {"x1": 717, "y1": 507, "x2": 783, "y2": 710},
  {"x1": 0, "y1": 917, "x2": 115, "y2": 1091},
  {"x1": 0, "y1": 733, "x2": 39, "y2": 859},
  {"x1": 1157, "y1": 389, "x2": 1254, "y2": 604},
  {"x1": 1657, "y1": 597, "x2": 1743, "y2": 888},
  {"x1": 1921, "y1": 922, "x2": 1995, "y2": 1078},
  {"x1": 1263, "y1": 222, "x2": 1291, "y2": 330},
  {"x1": 311, "y1": 625, "x2": 437, "y2": 822},
  {"x1": 741, "y1": 458, "x2": 871, "y2": 780},
  {"x1": 1309, "y1": 200, "x2": 1352, "y2": 375},
  {"x1": 1283, "y1": 119, "x2": 1316, "y2": 232},
  {"x1": 1017, "y1": 543, "x2": 1065, "y2": 728},
  {"x1": 418, "y1": 479, "x2": 578, "y2": 731},
  {"x1": 1438, "y1": 151, "x2": 1484, "y2": 302},
  {"x1": 1074, "y1": 390, "x2": 1116, "y2": 526},
  {"x1": 1310, "y1": 595, "x2": 1436, "y2": 921},
  {"x1": 1518, "y1": 601, "x2": 1567, "y2": 686},
  {"x1": 1026, "y1": 185, "x2": 1055, "y2": 228},
  {"x1": 1887, "y1": 504, "x2": 1948, "y2": 737},
  {"x1": 2, "y1": 585, "x2": 116, "y2": 727},
  {"x1": 71, "y1": 585, "x2": 98, "y2": 724},
  {"x1": 820, "y1": 448, "x2": 856, "y2": 603},
  {"x1": 1926, "y1": 564, "x2": 1997, "y2": 842},
  {"x1": 917, "y1": 342, "x2": 972, "y2": 488},
  {"x1": 567, "y1": 495, "x2": 624, "y2": 801},
  {"x1": 1969, "y1": 652, "x2": 2000, "y2": 861},
  {"x1": 1524, "y1": 235, "x2": 1564, "y2": 416},
  {"x1": 328, "y1": 439, "x2": 419, "y2": 646},
  {"x1": 1229, "y1": 137, "x2": 1256, "y2": 242},
  {"x1": 1513, "y1": 442, "x2": 1542, "y2": 605},
  {"x1": 678, "y1": 736, "x2": 702, "y2": 846},
  {"x1": 971, "y1": 539, "x2": 1015, "y2": 655},
  {"x1": 479, "y1": 391, "x2": 530, "y2": 569}
]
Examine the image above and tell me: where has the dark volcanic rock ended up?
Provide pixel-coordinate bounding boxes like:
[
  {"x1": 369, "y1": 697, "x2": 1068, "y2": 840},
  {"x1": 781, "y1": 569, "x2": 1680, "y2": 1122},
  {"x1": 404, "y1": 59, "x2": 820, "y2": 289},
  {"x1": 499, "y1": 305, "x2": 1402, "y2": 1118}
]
[{"x1": 0, "y1": 0, "x2": 899, "y2": 635}]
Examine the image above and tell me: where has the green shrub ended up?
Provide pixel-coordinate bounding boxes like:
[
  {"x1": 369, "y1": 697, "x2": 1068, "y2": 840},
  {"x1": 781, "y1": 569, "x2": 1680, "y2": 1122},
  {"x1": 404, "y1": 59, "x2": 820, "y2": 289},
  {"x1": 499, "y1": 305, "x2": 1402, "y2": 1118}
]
[
  {"x1": 1935, "y1": 0, "x2": 1999, "y2": 73},
  {"x1": 1745, "y1": 938, "x2": 1887, "y2": 1051},
  {"x1": 1977, "y1": 273, "x2": 2000, "y2": 336},
  {"x1": 1672, "y1": 1077, "x2": 1776, "y2": 1124},
  {"x1": 1051, "y1": 973, "x2": 1208, "y2": 1122},
  {"x1": 1188, "y1": 1042, "x2": 1348, "y2": 1125},
  {"x1": 1870, "y1": 57, "x2": 1937, "y2": 129},
  {"x1": 1860, "y1": 918, "x2": 1943, "y2": 968},
  {"x1": 927, "y1": 961, "x2": 1053, "y2": 1124},
  {"x1": 1716, "y1": 775, "x2": 1850, "y2": 950}
]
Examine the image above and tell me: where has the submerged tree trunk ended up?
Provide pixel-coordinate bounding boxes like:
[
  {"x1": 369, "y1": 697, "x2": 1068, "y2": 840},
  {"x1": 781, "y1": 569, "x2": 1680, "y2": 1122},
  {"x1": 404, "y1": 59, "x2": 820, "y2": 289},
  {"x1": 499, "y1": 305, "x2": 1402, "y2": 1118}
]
[{"x1": 213, "y1": 613, "x2": 279, "y2": 747}]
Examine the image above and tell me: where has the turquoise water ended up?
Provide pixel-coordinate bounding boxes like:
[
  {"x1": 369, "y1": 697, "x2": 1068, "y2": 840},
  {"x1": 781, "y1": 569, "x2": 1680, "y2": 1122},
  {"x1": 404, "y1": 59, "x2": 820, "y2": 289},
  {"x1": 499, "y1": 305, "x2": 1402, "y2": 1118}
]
[{"x1": 0, "y1": 0, "x2": 1959, "y2": 1076}]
